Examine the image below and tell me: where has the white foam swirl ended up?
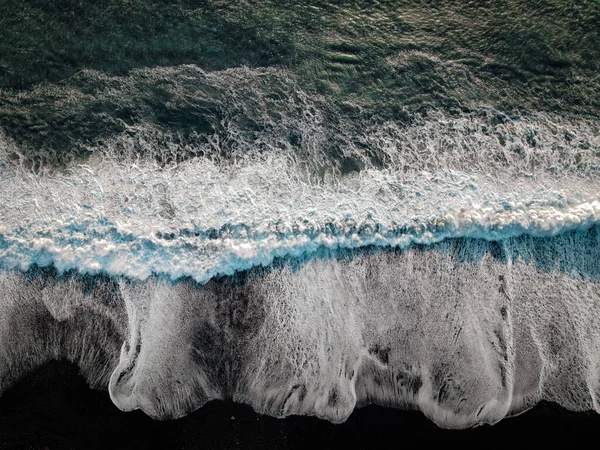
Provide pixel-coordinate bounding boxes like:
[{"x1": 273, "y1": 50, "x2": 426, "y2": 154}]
[{"x1": 1, "y1": 146, "x2": 598, "y2": 282}]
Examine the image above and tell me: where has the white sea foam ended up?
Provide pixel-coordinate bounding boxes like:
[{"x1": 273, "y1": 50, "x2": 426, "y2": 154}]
[
  {"x1": 1, "y1": 131, "x2": 599, "y2": 282},
  {"x1": 1, "y1": 232, "x2": 599, "y2": 427}
]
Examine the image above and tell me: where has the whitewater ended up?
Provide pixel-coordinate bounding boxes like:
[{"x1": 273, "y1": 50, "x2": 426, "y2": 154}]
[{"x1": 1, "y1": 67, "x2": 600, "y2": 428}]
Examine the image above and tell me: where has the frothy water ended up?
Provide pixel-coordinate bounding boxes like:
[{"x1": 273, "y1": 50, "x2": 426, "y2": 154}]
[
  {"x1": 1, "y1": 231, "x2": 599, "y2": 428},
  {"x1": 1, "y1": 66, "x2": 599, "y2": 428},
  {"x1": 1, "y1": 155, "x2": 599, "y2": 282}
]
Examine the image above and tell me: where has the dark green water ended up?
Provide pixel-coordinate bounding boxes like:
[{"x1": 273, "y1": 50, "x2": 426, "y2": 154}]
[{"x1": 1, "y1": 0, "x2": 599, "y2": 168}]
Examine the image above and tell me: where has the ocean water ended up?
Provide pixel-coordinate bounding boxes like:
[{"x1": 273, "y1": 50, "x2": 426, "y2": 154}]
[{"x1": 1, "y1": 0, "x2": 599, "y2": 433}]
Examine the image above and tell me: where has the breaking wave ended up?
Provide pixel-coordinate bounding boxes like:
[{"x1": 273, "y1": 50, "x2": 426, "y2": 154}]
[{"x1": 0, "y1": 161, "x2": 598, "y2": 282}]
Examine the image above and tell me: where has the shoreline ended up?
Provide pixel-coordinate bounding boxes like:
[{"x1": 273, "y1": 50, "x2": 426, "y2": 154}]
[{"x1": 1, "y1": 360, "x2": 598, "y2": 449}]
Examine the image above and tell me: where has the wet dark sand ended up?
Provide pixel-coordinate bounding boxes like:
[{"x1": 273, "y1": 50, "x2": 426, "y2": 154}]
[{"x1": 0, "y1": 360, "x2": 598, "y2": 449}]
